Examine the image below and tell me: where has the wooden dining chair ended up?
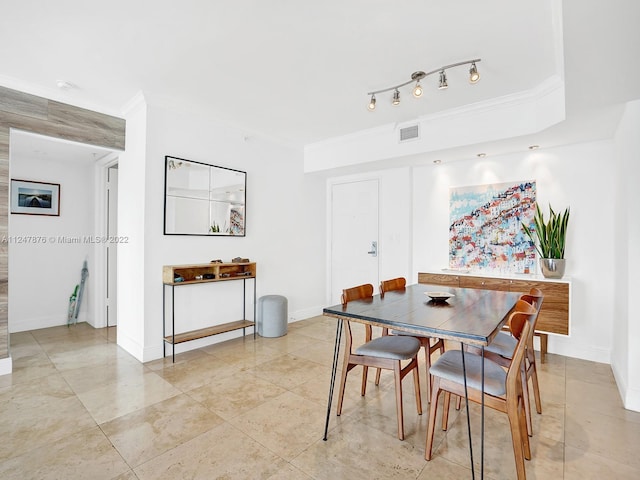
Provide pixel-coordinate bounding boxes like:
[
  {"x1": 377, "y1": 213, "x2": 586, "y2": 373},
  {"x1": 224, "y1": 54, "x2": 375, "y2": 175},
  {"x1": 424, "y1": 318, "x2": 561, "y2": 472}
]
[
  {"x1": 425, "y1": 312, "x2": 535, "y2": 480},
  {"x1": 336, "y1": 283, "x2": 422, "y2": 440},
  {"x1": 483, "y1": 288, "x2": 544, "y2": 436},
  {"x1": 376, "y1": 277, "x2": 446, "y2": 402}
]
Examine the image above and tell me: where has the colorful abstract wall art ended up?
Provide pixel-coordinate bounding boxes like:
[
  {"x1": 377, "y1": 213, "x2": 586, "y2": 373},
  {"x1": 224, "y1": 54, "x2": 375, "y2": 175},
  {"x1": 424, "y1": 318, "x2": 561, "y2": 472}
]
[{"x1": 449, "y1": 180, "x2": 537, "y2": 274}]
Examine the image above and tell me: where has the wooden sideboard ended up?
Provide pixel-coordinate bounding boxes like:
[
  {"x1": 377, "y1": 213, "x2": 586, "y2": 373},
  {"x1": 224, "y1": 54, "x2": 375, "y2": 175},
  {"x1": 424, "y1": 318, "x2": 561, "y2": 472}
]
[{"x1": 418, "y1": 271, "x2": 570, "y2": 362}]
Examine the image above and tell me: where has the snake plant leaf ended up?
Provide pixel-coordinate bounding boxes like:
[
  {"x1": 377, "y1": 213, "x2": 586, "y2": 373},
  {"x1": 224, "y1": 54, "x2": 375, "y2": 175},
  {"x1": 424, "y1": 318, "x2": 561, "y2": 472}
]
[{"x1": 522, "y1": 203, "x2": 570, "y2": 259}]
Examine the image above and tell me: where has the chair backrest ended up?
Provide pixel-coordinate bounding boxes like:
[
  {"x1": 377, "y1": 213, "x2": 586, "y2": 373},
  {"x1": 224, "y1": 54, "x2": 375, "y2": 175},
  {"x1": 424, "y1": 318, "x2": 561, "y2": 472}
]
[
  {"x1": 341, "y1": 284, "x2": 375, "y2": 349},
  {"x1": 520, "y1": 287, "x2": 544, "y2": 313},
  {"x1": 519, "y1": 288, "x2": 544, "y2": 366},
  {"x1": 380, "y1": 277, "x2": 406, "y2": 295},
  {"x1": 506, "y1": 320, "x2": 532, "y2": 398},
  {"x1": 341, "y1": 283, "x2": 374, "y2": 305},
  {"x1": 507, "y1": 300, "x2": 538, "y2": 340}
]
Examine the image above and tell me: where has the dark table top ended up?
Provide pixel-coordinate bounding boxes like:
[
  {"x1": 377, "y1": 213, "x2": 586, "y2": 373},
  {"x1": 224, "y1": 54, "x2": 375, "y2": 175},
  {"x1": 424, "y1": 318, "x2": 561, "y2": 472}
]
[{"x1": 323, "y1": 283, "x2": 522, "y2": 347}]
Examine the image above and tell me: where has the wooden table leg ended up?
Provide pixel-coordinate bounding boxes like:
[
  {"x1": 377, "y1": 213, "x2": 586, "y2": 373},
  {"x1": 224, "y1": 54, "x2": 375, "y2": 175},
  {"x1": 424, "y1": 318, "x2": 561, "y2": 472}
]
[{"x1": 535, "y1": 332, "x2": 548, "y2": 363}]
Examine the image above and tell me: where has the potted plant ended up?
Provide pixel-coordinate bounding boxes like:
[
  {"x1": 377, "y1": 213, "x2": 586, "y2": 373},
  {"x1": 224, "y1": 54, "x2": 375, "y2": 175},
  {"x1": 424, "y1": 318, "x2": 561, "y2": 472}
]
[{"x1": 522, "y1": 203, "x2": 570, "y2": 278}]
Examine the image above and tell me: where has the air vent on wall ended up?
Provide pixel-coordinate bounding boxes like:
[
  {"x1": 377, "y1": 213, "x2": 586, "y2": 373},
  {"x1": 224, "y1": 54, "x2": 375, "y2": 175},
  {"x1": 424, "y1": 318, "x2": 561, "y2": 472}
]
[{"x1": 399, "y1": 124, "x2": 419, "y2": 142}]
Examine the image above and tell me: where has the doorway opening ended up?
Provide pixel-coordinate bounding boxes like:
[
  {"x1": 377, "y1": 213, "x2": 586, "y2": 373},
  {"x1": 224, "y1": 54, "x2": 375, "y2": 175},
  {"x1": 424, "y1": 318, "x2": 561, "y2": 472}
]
[
  {"x1": 8, "y1": 130, "x2": 118, "y2": 333},
  {"x1": 94, "y1": 155, "x2": 119, "y2": 329}
]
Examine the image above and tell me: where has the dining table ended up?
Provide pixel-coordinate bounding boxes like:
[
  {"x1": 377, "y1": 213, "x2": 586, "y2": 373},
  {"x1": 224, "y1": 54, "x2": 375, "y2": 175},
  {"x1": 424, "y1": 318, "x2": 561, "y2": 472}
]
[{"x1": 322, "y1": 282, "x2": 522, "y2": 480}]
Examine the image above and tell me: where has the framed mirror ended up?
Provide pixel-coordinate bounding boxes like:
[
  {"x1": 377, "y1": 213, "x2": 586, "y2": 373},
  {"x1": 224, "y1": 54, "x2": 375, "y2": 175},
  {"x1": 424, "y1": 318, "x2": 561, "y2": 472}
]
[{"x1": 164, "y1": 156, "x2": 246, "y2": 236}]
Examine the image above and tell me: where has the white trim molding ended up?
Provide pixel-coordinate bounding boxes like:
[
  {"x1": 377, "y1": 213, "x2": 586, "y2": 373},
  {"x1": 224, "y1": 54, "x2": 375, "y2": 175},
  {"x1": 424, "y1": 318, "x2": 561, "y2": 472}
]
[{"x1": 0, "y1": 356, "x2": 12, "y2": 376}]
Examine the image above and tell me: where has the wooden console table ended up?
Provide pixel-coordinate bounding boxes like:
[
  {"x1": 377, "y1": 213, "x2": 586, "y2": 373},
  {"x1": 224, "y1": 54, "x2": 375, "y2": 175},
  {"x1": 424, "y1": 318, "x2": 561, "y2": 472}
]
[
  {"x1": 162, "y1": 262, "x2": 257, "y2": 362},
  {"x1": 418, "y1": 271, "x2": 570, "y2": 362}
]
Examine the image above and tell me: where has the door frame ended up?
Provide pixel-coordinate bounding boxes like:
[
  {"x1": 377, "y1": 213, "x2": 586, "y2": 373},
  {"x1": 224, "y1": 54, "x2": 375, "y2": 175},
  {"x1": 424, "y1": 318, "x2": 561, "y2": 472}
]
[{"x1": 92, "y1": 153, "x2": 119, "y2": 329}]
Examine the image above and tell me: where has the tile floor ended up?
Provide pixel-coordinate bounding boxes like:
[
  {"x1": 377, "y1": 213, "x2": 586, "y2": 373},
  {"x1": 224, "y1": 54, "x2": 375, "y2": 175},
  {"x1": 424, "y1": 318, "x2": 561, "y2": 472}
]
[{"x1": 1, "y1": 316, "x2": 639, "y2": 479}]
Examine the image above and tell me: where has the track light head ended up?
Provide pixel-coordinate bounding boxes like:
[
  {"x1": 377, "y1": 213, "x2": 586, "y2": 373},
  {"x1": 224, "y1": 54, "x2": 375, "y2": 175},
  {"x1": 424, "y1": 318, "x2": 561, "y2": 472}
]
[
  {"x1": 411, "y1": 71, "x2": 425, "y2": 98},
  {"x1": 392, "y1": 89, "x2": 400, "y2": 105},
  {"x1": 469, "y1": 62, "x2": 480, "y2": 83},
  {"x1": 438, "y1": 70, "x2": 448, "y2": 90},
  {"x1": 368, "y1": 94, "x2": 376, "y2": 111}
]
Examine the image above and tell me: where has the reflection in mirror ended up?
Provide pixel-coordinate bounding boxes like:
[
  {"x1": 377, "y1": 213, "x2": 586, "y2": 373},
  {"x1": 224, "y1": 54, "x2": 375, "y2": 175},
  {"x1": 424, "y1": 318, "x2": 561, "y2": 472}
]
[{"x1": 164, "y1": 156, "x2": 246, "y2": 236}]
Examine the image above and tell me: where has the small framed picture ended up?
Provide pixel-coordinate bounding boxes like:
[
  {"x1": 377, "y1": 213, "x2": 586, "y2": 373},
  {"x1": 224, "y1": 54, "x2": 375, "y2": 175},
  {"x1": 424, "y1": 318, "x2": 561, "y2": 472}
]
[{"x1": 10, "y1": 179, "x2": 60, "y2": 216}]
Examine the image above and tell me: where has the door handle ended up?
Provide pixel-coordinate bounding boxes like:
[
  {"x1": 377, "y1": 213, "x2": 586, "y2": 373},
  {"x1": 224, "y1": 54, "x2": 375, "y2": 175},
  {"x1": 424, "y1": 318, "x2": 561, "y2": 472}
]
[{"x1": 367, "y1": 241, "x2": 378, "y2": 257}]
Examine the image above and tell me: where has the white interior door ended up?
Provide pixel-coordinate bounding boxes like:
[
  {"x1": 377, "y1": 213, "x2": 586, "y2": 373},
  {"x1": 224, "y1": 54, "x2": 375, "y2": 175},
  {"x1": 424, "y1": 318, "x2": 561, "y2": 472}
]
[
  {"x1": 330, "y1": 179, "x2": 379, "y2": 304},
  {"x1": 106, "y1": 166, "x2": 118, "y2": 326}
]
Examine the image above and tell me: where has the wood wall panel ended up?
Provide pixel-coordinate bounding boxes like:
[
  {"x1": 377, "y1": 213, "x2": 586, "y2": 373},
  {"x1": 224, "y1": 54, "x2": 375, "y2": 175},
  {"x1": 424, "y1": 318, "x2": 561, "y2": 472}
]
[
  {"x1": 48, "y1": 101, "x2": 126, "y2": 149},
  {"x1": 0, "y1": 108, "x2": 125, "y2": 152},
  {"x1": 0, "y1": 86, "x2": 48, "y2": 120},
  {"x1": 0, "y1": 86, "x2": 125, "y2": 362},
  {"x1": 0, "y1": 127, "x2": 9, "y2": 159},
  {"x1": 0, "y1": 124, "x2": 7, "y2": 361}
]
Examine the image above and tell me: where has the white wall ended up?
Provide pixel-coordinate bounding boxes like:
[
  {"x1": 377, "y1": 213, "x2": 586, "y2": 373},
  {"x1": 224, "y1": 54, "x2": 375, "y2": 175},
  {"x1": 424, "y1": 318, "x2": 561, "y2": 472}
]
[
  {"x1": 112, "y1": 96, "x2": 636, "y2": 410},
  {"x1": 324, "y1": 139, "x2": 617, "y2": 364},
  {"x1": 8, "y1": 151, "x2": 94, "y2": 332},
  {"x1": 413, "y1": 140, "x2": 616, "y2": 363},
  {"x1": 118, "y1": 102, "x2": 326, "y2": 361},
  {"x1": 612, "y1": 99, "x2": 640, "y2": 411},
  {"x1": 116, "y1": 95, "x2": 148, "y2": 360}
]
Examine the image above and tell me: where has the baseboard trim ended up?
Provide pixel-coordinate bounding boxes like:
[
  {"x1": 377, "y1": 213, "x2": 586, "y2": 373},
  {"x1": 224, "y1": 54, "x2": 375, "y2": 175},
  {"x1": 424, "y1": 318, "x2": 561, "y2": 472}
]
[
  {"x1": 611, "y1": 361, "x2": 640, "y2": 413},
  {"x1": 547, "y1": 337, "x2": 610, "y2": 364},
  {"x1": 0, "y1": 356, "x2": 13, "y2": 376},
  {"x1": 9, "y1": 316, "x2": 75, "y2": 333},
  {"x1": 116, "y1": 331, "x2": 145, "y2": 363},
  {"x1": 289, "y1": 306, "x2": 324, "y2": 322}
]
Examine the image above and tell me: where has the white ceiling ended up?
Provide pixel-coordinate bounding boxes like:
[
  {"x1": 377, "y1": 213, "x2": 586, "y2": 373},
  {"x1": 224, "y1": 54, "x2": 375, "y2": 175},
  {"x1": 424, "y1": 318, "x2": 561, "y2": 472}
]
[
  {"x1": 10, "y1": 131, "x2": 116, "y2": 165},
  {"x1": 2, "y1": 0, "x2": 640, "y2": 161}
]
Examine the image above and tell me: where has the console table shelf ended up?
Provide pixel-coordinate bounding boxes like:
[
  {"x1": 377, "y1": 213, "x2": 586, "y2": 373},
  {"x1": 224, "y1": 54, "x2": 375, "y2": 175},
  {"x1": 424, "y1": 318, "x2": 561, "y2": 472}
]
[
  {"x1": 163, "y1": 262, "x2": 256, "y2": 361},
  {"x1": 162, "y1": 262, "x2": 256, "y2": 285},
  {"x1": 163, "y1": 320, "x2": 255, "y2": 345}
]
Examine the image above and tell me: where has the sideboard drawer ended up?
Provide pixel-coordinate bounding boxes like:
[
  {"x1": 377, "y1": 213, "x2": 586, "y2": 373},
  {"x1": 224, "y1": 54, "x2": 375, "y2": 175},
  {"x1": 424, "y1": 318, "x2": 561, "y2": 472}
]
[
  {"x1": 459, "y1": 275, "x2": 511, "y2": 291},
  {"x1": 418, "y1": 272, "x2": 460, "y2": 287}
]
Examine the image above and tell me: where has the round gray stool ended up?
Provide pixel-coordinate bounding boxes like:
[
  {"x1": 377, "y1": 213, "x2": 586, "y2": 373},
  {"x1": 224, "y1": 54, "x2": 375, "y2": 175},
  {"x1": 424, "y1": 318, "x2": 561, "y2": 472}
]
[{"x1": 257, "y1": 295, "x2": 288, "y2": 337}]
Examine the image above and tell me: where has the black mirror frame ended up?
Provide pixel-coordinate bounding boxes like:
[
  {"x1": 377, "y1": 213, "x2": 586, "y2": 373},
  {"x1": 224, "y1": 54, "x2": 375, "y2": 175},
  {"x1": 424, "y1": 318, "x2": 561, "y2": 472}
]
[{"x1": 163, "y1": 155, "x2": 247, "y2": 236}]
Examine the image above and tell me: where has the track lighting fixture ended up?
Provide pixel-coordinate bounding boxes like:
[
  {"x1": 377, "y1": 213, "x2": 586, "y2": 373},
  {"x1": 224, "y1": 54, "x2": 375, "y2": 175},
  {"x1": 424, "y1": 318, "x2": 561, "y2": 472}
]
[
  {"x1": 366, "y1": 58, "x2": 481, "y2": 110},
  {"x1": 392, "y1": 89, "x2": 400, "y2": 105},
  {"x1": 410, "y1": 71, "x2": 425, "y2": 98},
  {"x1": 469, "y1": 62, "x2": 480, "y2": 83},
  {"x1": 438, "y1": 70, "x2": 448, "y2": 90},
  {"x1": 413, "y1": 78, "x2": 423, "y2": 97},
  {"x1": 368, "y1": 94, "x2": 377, "y2": 111}
]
